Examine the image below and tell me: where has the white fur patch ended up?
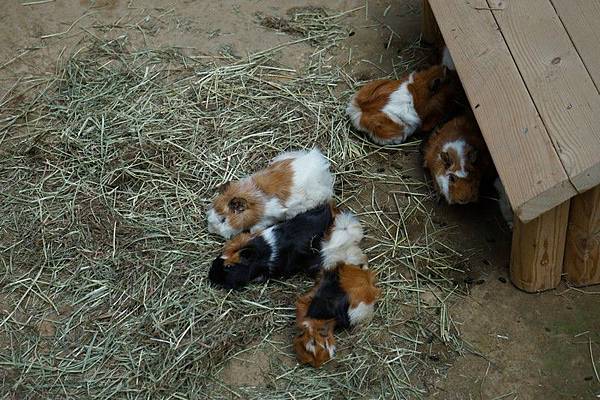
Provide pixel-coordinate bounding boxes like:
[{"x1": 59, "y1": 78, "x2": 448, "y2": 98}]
[
  {"x1": 321, "y1": 212, "x2": 366, "y2": 270},
  {"x1": 261, "y1": 227, "x2": 278, "y2": 264},
  {"x1": 442, "y1": 46, "x2": 456, "y2": 71},
  {"x1": 348, "y1": 302, "x2": 375, "y2": 326},
  {"x1": 442, "y1": 139, "x2": 469, "y2": 178},
  {"x1": 283, "y1": 148, "x2": 334, "y2": 219},
  {"x1": 325, "y1": 340, "x2": 335, "y2": 358},
  {"x1": 250, "y1": 197, "x2": 287, "y2": 233},
  {"x1": 207, "y1": 208, "x2": 238, "y2": 239},
  {"x1": 346, "y1": 97, "x2": 363, "y2": 132},
  {"x1": 305, "y1": 340, "x2": 316, "y2": 355},
  {"x1": 435, "y1": 173, "x2": 451, "y2": 203},
  {"x1": 494, "y1": 177, "x2": 514, "y2": 229},
  {"x1": 380, "y1": 72, "x2": 421, "y2": 143}
]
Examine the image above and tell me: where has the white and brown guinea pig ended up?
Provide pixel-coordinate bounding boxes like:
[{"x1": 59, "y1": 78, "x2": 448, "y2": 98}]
[
  {"x1": 423, "y1": 115, "x2": 494, "y2": 205},
  {"x1": 346, "y1": 48, "x2": 460, "y2": 145},
  {"x1": 294, "y1": 212, "x2": 375, "y2": 368},
  {"x1": 207, "y1": 148, "x2": 334, "y2": 238},
  {"x1": 294, "y1": 263, "x2": 380, "y2": 368}
]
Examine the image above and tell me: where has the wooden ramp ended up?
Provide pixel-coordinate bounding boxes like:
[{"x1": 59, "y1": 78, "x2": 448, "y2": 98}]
[{"x1": 424, "y1": 0, "x2": 600, "y2": 291}]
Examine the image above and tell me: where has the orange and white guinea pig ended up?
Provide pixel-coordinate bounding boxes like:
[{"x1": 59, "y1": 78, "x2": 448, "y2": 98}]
[
  {"x1": 423, "y1": 115, "x2": 494, "y2": 205},
  {"x1": 346, "y1": 48, "x2": 460, "y2": 145},
  {"x1": 294, "y1": 262, "x2": 380, "y2": 368},
  {"x1": 207, "y1": 148, "x2": 334, "y2": 238}
]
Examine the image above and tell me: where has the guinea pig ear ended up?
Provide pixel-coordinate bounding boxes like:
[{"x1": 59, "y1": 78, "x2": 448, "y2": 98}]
[
  {"x1": 440, "y1": 151, "x2": 452, "y2": 168},
  {"x1": 216, "y1": 181, "x2": 231, "y2": 194},
  {"x1": 228, "y1": 197, "x2": 248, "y2": 214},
  {"x1": 467, "y1": 148, "x2": 479, "y2": 164}
]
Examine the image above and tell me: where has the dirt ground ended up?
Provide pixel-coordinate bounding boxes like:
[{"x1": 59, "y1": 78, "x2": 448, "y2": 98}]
[{"x1": 0, "y1": 0, "x2": 599, "y2": 399}]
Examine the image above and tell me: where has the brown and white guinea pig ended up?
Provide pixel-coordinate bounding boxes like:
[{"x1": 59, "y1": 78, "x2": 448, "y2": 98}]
[
  {"x1": 208, "y1": 203, "x2": 335, "y2": 290},
  {"x1": 207, "y1": 148, "x2": 334, "y2": 238},
  {"x1": 346, "y1": 48, "x2": 460, "y2": 145},
  {"x1": 294, "y1": 263, "x2": 380, "y2": 368},
  {"x1": 423, "y1": 114, "x2": 494, "y2": 205}
]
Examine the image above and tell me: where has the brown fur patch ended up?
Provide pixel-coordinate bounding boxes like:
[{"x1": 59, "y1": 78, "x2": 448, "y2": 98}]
[
  {"x1": 222, "y1": 232, "x2": 255, "y2": 265},
  {"x1": 337, "y1": 263, "x2": 381, "y2": 308},
  {"x1": 252, "y1": 159, "x2": 293, "y2": 202},
  {"x1": 409, "y1": 65, "x2": 464, "y2": 132},
  {"x1": 423, "y1": 115, "x2": 494, "y2": 204},
  {"x1": 212, "y1": 180, "x2": 265, "y2": 231}
]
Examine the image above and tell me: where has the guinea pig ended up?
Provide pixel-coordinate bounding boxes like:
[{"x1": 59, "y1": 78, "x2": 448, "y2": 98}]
[
  {"x1": 207, "y1": 148, "x2": 334, "y2": 239},
  {"x1": 346, "y1": 51, "x2": 460, "y2": 145},
  {"x1": 423, "y1": 115, "x2": 493, "y2": 205},
  {"x1": 294, "y1": 262, "x2": 380, "y2": 367},
  {"x1": 208, "y1": 203, "x2": 334, "y2": 290}
]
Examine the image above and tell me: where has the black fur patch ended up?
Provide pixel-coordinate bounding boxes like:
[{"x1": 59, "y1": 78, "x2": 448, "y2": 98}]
[
  {"x1": 208, "y1": 203, "x2": 333, "y2": 290},
  {"x1": 306, "y1": 269, "x2": 351, "y2": 329}
]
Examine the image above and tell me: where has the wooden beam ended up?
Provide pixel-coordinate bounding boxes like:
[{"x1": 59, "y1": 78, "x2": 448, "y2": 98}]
[
  {"x1": 428, "y1": 0, "x2": 576, "y2": 222},
  {"x1": 510, "y1": 201, "x2": 570, "y2": 292},
  {"x1": 550, "y1": 0, "x2": 600, "y2": 91},
  {"x1": 564, "y1": 186, "x2": 600, "y2": 287}
]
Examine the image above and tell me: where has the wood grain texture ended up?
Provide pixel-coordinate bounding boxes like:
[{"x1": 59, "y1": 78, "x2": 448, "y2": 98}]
[
  {"x1": 488, "y1": 0, "x2": 600, "y2": 192},
  {"x1": 510, "y1": 201, "x2": 570, "y2": 292},
  {"x1": 421, "y1": 0, "x2": 443, "y2": 47},
  {"x1": 550, "y1": 0, "x2": 600, "y2": 91},
  {"x1": 564, "y1": 186, "x2": 600, "y2": 287},
  {"x1": 428, "y1": 0, "x2": 576, "y2": 222}
]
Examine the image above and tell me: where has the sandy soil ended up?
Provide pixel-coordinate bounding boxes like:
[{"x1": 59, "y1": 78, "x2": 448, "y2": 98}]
[{"x1": 0, "y1": 0, "x2": 598, "y2": 399}]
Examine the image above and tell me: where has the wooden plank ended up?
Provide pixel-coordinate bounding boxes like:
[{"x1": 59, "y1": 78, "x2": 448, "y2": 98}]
[
  {"x1": 428, "y1": 0, "x2": 576, "y2": 222},
  {"x1": 510, "y1": 201, "x2": 570, "y2": 292},
  {"x1": 564, "y1": 186, "x2": 600, "y2": 287},
  {"x1": 551, "y1": 0, "x2": 600, "y2": 90},
  {"x1": 488, "y1": 0, "x2": 600, "y2": 193}
]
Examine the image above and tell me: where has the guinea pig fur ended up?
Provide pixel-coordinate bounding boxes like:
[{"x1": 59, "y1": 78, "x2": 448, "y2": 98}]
[
  {"x1": 294, "y1": 263, "x2": 380, "y2": 367},
  {"x1": 207, "y1": 148, "x2": 334, "y2": 239},
  {"x1": 208, "y1": 203, "x2": 334, "y2": 290},
  {"x1": 423, "y1": 115, "x2": 493, "y2": 205},
  {"x1": 320, "y1": 212, "x2": 367, "y2": 270},
  {"x1": 346, "y1": 59, "x2": 460, "y2": 146}
]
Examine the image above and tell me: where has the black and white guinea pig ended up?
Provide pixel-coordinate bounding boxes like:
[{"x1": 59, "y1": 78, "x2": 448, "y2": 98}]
[
  {"x1": 208, "y1": 203, "x2": 334, "y2": 290},
  {"x1": 207, "y1": 148, "x2": 334, "y2": 239}
]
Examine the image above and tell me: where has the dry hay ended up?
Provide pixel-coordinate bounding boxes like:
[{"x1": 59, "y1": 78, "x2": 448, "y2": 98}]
[{"x1": 0, "y1": 18, "x2": 470, "y2": 400}]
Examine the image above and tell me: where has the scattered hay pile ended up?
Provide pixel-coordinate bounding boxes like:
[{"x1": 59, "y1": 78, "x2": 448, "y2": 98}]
[{"x1": 0, "y1": 13, "x2": 468, "y2": 399}]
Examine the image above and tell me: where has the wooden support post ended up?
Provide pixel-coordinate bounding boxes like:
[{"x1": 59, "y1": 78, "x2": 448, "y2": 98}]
[
  {"x1": 510, "y1": 201, "x2": 570, "y2": 292},
  {"x1": 564, "y1": 186, "x2": 600, "y2": 286},
  {"x1": 422, "y1": 0, "x2": 444, "y2": 47}
]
